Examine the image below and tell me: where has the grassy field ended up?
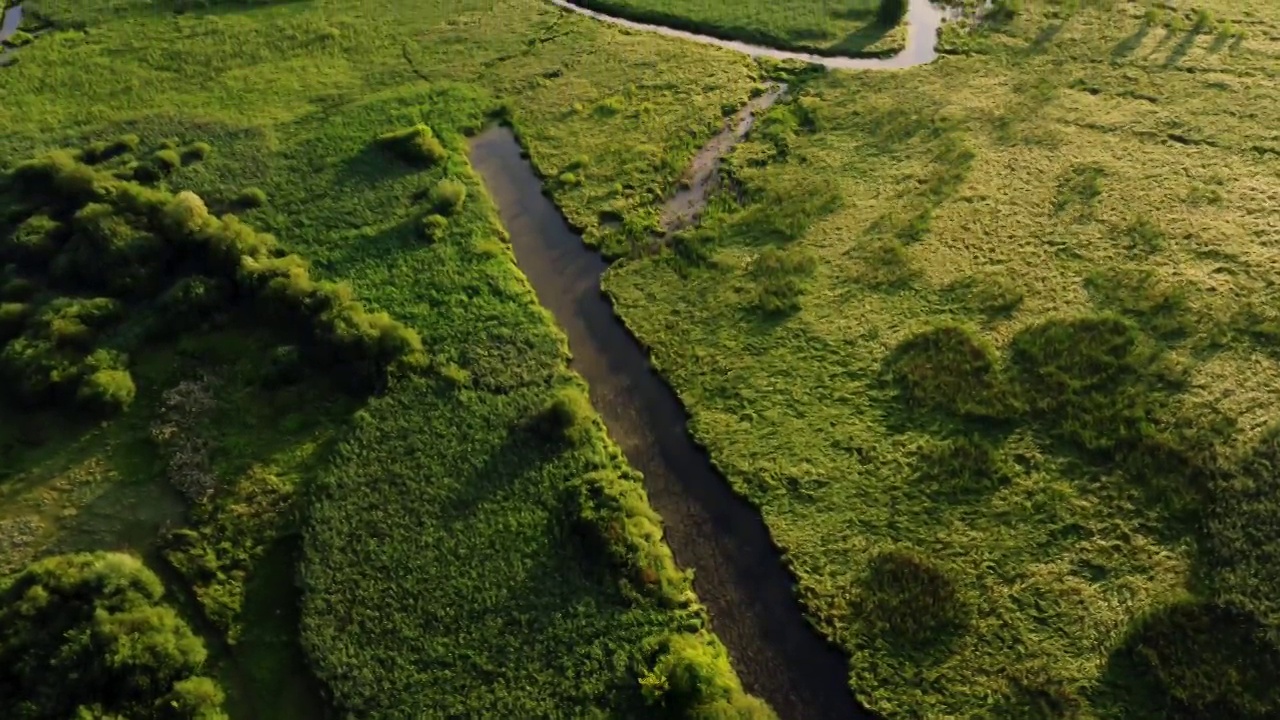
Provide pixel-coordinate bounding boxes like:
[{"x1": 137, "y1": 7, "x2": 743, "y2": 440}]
[
  {"x1": 566, "y1": 0, "x2": 908, "y2": 55},
  {"x1": 0, "y1": 0, "x2": 776, "y2": 717},
  {"x1": 601, "y1": 0, "x2": 1280, "y2": 717}
]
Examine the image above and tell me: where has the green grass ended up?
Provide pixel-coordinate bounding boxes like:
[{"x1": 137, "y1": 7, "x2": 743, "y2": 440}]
[
  {"x1": 0, "y1": 0, "x2": 771, "y2": 716},
  {"x1": 598, "y1": 0, "x2": 1280, "y2": 716},
  {"x1": 567, "y1": 0, "x2": 909, "y2": 55}
]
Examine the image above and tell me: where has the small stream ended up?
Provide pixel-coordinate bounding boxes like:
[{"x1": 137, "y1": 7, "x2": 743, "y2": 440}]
[
  {"x1": 1, "y1": 4, "x2": 24, "y2": 66},
  {"x1": 469, "y1": 126, "x2": 870, "y2": 720},
  {"x1": 549, "y1": 0, "x2": 955, "y2": 70}
]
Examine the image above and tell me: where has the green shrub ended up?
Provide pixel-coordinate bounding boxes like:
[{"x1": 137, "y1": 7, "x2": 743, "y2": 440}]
[
  {"x1": 181, "y1": 141, "x2": 213, "y2": 163},
  {"x1": 153, "y1": 148, "x2": 183, "y2": 174},
  {"x1": 376, "y1": 124, "x2": 448, "y2": 167},
  {"x1": 154, "y1": 275, "x2": 233, "y2": 333},
  {"x1": 0, "y1": 552, "x2": 228, "y2": 719},
  {"x1": 858, "y1": 549, "x2": 970, "y2": 649},
  {"x1": 533, "y1": 384, "x2": 595, "y2": 444},
  {"x1": 1, "y1": 277, "x2": 37, "y2": 301},
  {"x1": 77, "y1": 367, "x2": 137, "y2": 413},
  {"x1": 60, "y1": 202, "x2": 168, "y2": 296},
  {"x1": 421, "y1": 213, "x2": 448, "y2": 242},
  {"x1": 639, "y1": 633, "x2": 777, "y2": 719},
  {"x1": 878, "y1": 0, "x2": 907, "y2": 26},
  {"x1": 887, "y1": 324, "x2": 1012, "y2": 419},
  {"x1": 234, "y1": 186, "x2": 268, "y2": 208},
  {"x1": 82, "y1": 134, "x2": 141, "y2": 164},
  {"x1": 3, "y1": 213, "x2": 65, "y2": 267},
  {"x1": 0, "y1": 301, "x2": 30, "y2": 342},
  {"x1": 431, "y1": 178, "x2": 468, "y2": 215}
]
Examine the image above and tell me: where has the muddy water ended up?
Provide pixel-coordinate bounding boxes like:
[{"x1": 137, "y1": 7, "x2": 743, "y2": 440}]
[
  {"x1": 469, "y1": 126, "x2": 870, "y2": 720},
  {"x1": 662, "y1": 83, "x2": 786, "y2": 234},
  {"x1": 549, "y1": 0, "x2": 954, "y2": 70}
]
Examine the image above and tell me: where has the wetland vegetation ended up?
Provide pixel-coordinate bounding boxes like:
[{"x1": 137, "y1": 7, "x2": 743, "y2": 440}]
[{"x1": 2, "y1": 0, "x2": 1277, "y2": 717}]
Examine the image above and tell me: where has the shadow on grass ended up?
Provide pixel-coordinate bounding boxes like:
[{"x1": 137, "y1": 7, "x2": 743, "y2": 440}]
[
  {"x1": 1163, "y1": 29, "x2": 1202, "y2": 67},
  {"x1": 827, "y1": 19, "x2": 894, "y2": 57},
  {"x1": 1110, "y1": 23, "x2": 1151, "y2": 60},
  {"x1": 1026, "y1": 21, "x2": 1065, "y2": 54}
]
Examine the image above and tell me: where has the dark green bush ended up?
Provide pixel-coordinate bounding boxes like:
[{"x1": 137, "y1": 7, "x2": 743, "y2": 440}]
[
  {"x1": 81, "y1": 134, "x2": 140, "y2": 164},
  {"x1": 234, "y1": 186, "x2": 267, "y2": 208},
  {"x1": 154, "y1": 275, "x2": 234, "y2": 333},
  {"x1": 181, "y1": 141, "x2": 213, "y2": 163},
  {"x1": 153, "y1": 149, "x2": 183, "y2": 174},
  {"x1": 2, "y1": 213, "x2": 65, "y2": 267},
  {"x1": 0, "y1": 552, "x2": 228, "y2": 720},
  {"x1": 431, "y1": 178, "x2": 468, "y2": 215},
  {"x1": 0, "y1": 302, "x2": 29, "y2": 342},
  {"x1": 858, "y1": 548, "x2": 969, "y2": 649},
  {"x1": 1, "y1": 277, "x2": 37, "y2": 301},
  {"x1": 421, "y1": 213, "x2": 448, "y2": 242},
  {"x1": 376, "y1": 124, "x2": 448, "y2": 167},
  {"x1": 533, "y1": 384, "x2": 595, "y2": 444},
  {"x1": 59, "y1": 202, "x2": 169, "y2": 296},
  {"x1": 887, "y1": 324, "x2": 1012, "y2": 419}
]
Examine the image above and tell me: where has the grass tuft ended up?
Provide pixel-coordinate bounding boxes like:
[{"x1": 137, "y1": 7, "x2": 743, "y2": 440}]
[
  {"x1": 886, "y1": 324, "x2": 1012, "y2": 419},
  {"x1": 376, "y1": 124, "x2": 449, "y2": 167}
]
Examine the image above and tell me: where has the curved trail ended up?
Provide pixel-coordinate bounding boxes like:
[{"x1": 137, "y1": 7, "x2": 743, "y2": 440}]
[{"x1": 549, "y1": 0, "x2": 955, "y2": 70}]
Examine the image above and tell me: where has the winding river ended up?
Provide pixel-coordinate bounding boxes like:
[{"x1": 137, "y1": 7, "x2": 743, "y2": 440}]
[
  {"x1": 469, "y1": 2, "x2": 955, "y2": 718},
  {"x1": 549, "y1": 0, "x2": 955, "y2": 70}
]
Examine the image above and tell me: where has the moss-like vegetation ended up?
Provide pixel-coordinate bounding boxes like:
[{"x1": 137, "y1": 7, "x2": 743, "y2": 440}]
[
  {"x1": 376, "y1": 124, "x2": 449, "y2": 168},
  {"x1": 887, "y1": 324, "x2": 1012, "y2": 419},
  {"x1": 857, "y1": 549, "x2": 970, "y2": 650}
]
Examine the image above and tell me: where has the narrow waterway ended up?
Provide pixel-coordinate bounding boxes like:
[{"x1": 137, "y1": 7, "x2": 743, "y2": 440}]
[
  {"x1": 549, "y1": 0, "x2": 955, "y2": 70},
  {"x1": 469, "y1": 126, "x2": 870, "y2": 720},
  {"x1": 0, "y1": 4, "x2": 23, "y2": 65}
]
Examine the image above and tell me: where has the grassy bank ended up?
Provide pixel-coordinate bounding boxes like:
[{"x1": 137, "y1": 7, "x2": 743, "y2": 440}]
[
  {"x1": 600, "y1": 0, "x2": 1280, "y2": 716},
  {"x1": 566, "y1": 0, "x2": 908, "y2": 56},
  {"x1": 0, "y1": 0, "x2": 774, "y2": 716}
]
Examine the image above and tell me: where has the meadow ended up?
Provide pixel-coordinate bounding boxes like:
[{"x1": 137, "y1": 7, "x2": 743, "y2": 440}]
[
  {"x1": 564, "y1": 0, "x2": 909, "y2": 55},
  {"x1": 601, "y1": 0, "x2": 1280, "y2": 716},
  {"x1": 0, "y1": 0, "x2": 778, "y2": 716}
]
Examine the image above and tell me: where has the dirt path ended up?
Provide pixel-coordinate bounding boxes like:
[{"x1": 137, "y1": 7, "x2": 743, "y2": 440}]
[
  {"x1": 661, "y1": 83, "x2": 787, "y2": 234},
  {"x1": 548, "y1": 0, "x2": 956, "y2": 70}
]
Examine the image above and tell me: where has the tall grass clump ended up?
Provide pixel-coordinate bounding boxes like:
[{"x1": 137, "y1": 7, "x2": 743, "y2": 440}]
[
  {"x1": 431, "y1": 178, "x2": 467, "y2": 215},
  {"x1": 639, "y1": 633, "x2": 777, "y2": 719},
  {"x1": 376, "y1": 124, "x2": 448, "y2": 167},
  {"x1": 532, "y1": 383, "x2": 596, "y2": 445}
]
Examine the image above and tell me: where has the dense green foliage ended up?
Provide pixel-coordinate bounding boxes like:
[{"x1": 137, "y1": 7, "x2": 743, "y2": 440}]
[
  {"x1": 569, "y1": 0, "x2": 907, "y2": 55},
  {"x1": 0, "y1": 552, "x2": 227, "y2": 719}
]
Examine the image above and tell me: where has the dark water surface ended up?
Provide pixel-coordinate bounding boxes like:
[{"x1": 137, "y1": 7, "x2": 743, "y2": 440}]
[{"x1": 469, "y1": 126, "x2": 870, "y2": 720}]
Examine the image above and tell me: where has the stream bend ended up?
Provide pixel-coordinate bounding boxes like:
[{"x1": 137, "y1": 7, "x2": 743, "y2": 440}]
[{"x1": 548, "y1": 0, "x2": 955, "y2": 70}]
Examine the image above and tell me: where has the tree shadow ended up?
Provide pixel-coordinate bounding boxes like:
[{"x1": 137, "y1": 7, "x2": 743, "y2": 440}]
[
  {"x1": 1110, "y1": 23, "x2": 1151, "y2": 60},
  {"x1": 1026, "y1": 21, "x2": 1065, "y2": 54},
  {"x1": 1163, "y1": 29, "x2": 1201, "y2": 67},
  {"x1": 827, "y1": 18, "x2": 893, "y2": 56}
]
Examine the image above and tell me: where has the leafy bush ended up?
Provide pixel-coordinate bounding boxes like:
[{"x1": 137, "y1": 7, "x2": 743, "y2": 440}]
[
  {"x1": 77, "y1": 367, "x2": 137, "y2": 412},
  {"x1": 376, "y1": 124, "x2": 448, "y2": 167},
  {"x1": 421, "y1": 213, "x2": 448, "y2": 242},
  {"x1": 2, "y1": 213, "x2": 64, "y2": 267},
  {"x1": 532, "y1": 384, "x2": 596, "y2": 444},
  {"x1": 858, "y1": 549, "x2": 970, "y2": 649},
  {"x1": 234, "y1": 186, "x2": 267, "y2": 208},
  {"x1": 0, "y1": 552, "x2": 228, "y2": 720},
  {"x1": 887, "y1": 324, "x2": 1012, "y2": 419},
  {"x1": 153, "y1": 149, "x2": 183, "y2": 174},
  {"x1": 181, "y1": 141, "x2": 213, "y2": 163},
  {"x1": 431, "y1": 178, "x2": 468, "y2": 215},
  {"x1": 82, "y1": 134, "x2": 141, "y2": 164},
  {"x1": 639, "y1": 633, "x2": 777, "y2": 719}
]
